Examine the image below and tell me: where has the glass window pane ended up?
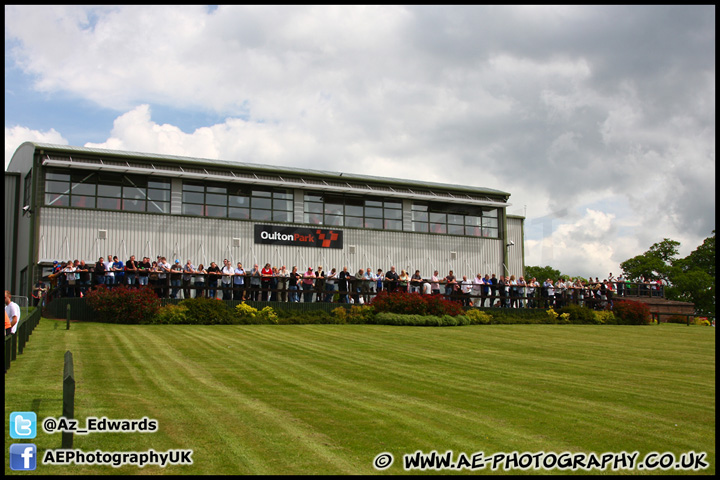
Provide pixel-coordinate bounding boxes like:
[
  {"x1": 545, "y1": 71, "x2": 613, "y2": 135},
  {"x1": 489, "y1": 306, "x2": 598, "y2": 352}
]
[
  {"x1": 304, "y1": 194, "x2": 323, "y2": 202},
  {"x1": 46, "y1": 172, "x2": 70, "y2": 181},
  {"x1": 206, "y1": 193, "x2": 227, "y2": 206},
  {"x1": 252, "y1": 197, "x2": 272, "y2": 209},
  {"x1": 483, "y1": 217, "x2": 498, "y2": 228},
  {"x1": 413, "y1": 222, "x2": 428, "y2": 233},
  {"x1": 465, "y1": 226, "x2": 482, "y2": 237},
  {"x1": 148, "y1": 180, "x2": 170, "y2": 189},
  {"x1": 448, "y1": 224, "x2": 464, "y2": 235},
  {"x1": 465, "y1": 215, "x2": 481, "y2": 226},
  {"x1": 123, "y1": 186, "x2": 147, "y2": 199},
  {"x1": 71, "y1": 196, "x2": 96, "y2": 208},
  {"x1": 365, "y1": 199, "x2": 383, "y2": 207},
  {"x1": 364, "y1": 218, "x2": 382, "y2": 229},
  {"x1": 251, "y1": 209, "x2": 272, "y2": 221},
  {"x1": 412, "y1": 211, "x2": 428, "y2": 221},
  {"x1": 324, "y1": 203, "x2": 343, "y2": 215},
  {"x1": 365, "y1": 207, "x2": 383, "y2": 218},
  {"x1": 97, "y1": 197, "x2": 121, "y2": 210},
  {"x1": 273, "y1": 199, "x2": 293, "y2": 211},
  {"x1": 229, "y1": 207, "x2": 250, "y2": 219},
  {"x1": 207, "y1": 186, "x2": 227, "y2": 194},
  {"x1": 183, "y1": 204, "x2": 203, "y2": 216},
  {"x1": 46, "y1": 193, "x2": 69, "y2": 206},
  {"x1": 98, "y1": 184, "x2": 122, "y2": 197},
  {"x1": 448, "y1": 214, "x2": 464, "y2": 225},
  {"x1": 384, "y1": 208, "x2": 402, "y2": 220},
  {"x1": 148, "y1": 188, "x2": 170, "y2": 201},
  {"x1": 183, "y1": 183, "x2": 204, "y2": 192},
  {"x1": 206, "y1": 205, "x2": 226, "y2": 217},
  {"x1": 123, "y1": 199, "x2": 146, "y2": 212},
  {"x1": 305, "y1": 202, "x2": 323, "y2": 214},
  {"x1": 483, "y1": 227, "x2": 499, "y2": 238},
  {"x1": 345, "y1": 205, "x2": 363, "y2": 217},
  {"x1": 304, "y1": 213, "x2": 323, "y2": 224},
  {"x1": 71, "y1": 183, "x2": 95, "y2": 195},
  {"x1": 385, "y1": 219, "x2": 402, "y2": 230},
  {"x1": 429, "y1": 212, "x2": 446, "y2": 223},
  {"x1": 345, "y1": 216, "x2": 363, "y2": 228},
  {"x1": 229, "y1": 195, "x2": 249, "y2": 207},
  {"x1": 411, "y1": 203, "x2": 428, "y2": 211},
  {"x1": 252, "y1": 190, "x2": 272, "y2": 198},
  {"x1": 483, "y1": 208, "x2": 498, "y2": 217},
  {"x1": 45, "y1": 181, "x2": 70, "y2": 193},
  {"x1": 384, "y1": 201, "x2": 402, "y2": 209},
  {"x1": 430, "y1": 223, "x2": 447, "y2": 234},
  {"x1": 324, "y1": 215, "x2": 343, "y2": 226},
  {"x1": 183, "y1": 191, "x2": 204, "y2": 204},
  {"x1": 148, "y1": 202, "x2": 170, "y2": 214},
  {"x1": 273, "y1": 190, "x2": 293, "y2": 200},
  {"x1": 272, "y1": 211, "x2": 292, "y2": 222}
]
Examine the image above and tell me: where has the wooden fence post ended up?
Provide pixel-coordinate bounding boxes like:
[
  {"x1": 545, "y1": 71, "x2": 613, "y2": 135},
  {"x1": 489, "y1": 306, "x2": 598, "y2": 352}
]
[{"x1": 62, "y1": 350, "x2": 75, "y2": 449}]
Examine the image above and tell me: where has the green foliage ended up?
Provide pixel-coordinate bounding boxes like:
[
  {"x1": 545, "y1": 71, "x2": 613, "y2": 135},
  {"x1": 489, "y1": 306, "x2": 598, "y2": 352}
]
[
  {"x1": 465, "y1": 309, "x2": 492, "y2": 325},
  {"x1": 179, "y1": 297, "x2": 234, "y2": 324},
  {"x1": 370, "y1": 291, "x2": 464, "y2": 316},
  {"x1": 558, "y1": 304, "x2": 599, "y2": 324},
  {"x1": 85, "y1": 285, "x2": 161, "y2": 324},
  {"x1": 151, "y1": 304, "x2": 189, "y2": 324},
  {"x1": 593, "y1": 310, "x2": 617, "y2": 325},
  {"x1": 612, "y1": 300, "x2": 652, "y2": 325},
  {"x1": 524, "y1": 265, "x2": 562, "y2": 282}
]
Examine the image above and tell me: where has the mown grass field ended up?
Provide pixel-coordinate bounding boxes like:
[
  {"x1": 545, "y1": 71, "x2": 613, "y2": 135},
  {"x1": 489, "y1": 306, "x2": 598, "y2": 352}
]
[{"x1": 5, "y1": 319, "x2": 715, "y2": 475}]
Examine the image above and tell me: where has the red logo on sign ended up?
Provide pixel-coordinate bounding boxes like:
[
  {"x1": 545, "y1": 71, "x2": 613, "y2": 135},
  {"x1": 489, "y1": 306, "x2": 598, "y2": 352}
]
[{"x1": 316, "y1": 230, "x2": 339, "y2": 248}]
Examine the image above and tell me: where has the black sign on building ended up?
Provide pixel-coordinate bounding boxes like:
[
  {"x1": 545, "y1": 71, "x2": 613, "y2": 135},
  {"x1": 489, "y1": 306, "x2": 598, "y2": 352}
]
[{"x1": 254, "y1": 224, "x2": 343, "y2": 249}]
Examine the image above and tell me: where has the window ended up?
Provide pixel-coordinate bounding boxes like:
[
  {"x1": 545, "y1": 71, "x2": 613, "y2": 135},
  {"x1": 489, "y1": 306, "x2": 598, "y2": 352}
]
[
  {"x1": 303, "y1": 193, "x2": 403, "y2": 230},
  {"x1": 412, "y1": 202, "x2": 500, "y2": 238},
  {"x1": 182, "y1": 182, "x2": 292, "y2": 222},
  {"x1": 44, "y1": 169, "x2": 170, "y2": 214},
  {"x1": 23, "y1": 171, "x2": 32, "y2": 210}
]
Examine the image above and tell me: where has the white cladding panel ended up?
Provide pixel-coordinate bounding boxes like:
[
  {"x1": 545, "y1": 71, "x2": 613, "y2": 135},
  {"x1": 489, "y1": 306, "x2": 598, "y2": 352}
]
[
  {"x1": 506, "y1": 216, "x2": 525, "y2": 277},
  {"x1": 36, "y1": 208, "x2": 518, "y2": 278}
]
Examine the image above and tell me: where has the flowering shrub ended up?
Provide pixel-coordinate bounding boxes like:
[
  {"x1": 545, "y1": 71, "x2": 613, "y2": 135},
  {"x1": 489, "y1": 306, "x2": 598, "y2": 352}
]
[
  {"x1": 370, "y1": 291, "x2": 464, "y2": 317},
  {"x1": 152, "y1": 304, "x2": 189, "y2": 324},
  {"x1": 257, "y1": 306, "x2": 279, "y2": 324},
  {"x1": 593, "y1": 310, "x2": 617, "y2": 325},
  {"x1": 612, "y1": 300, "x2": 652, "y2": 325},
  {"x1": 179, "y1": 297, "x2": 234, "y2": 324},
  {"x1": 85, "y1": 285, "x2": 160, "y2": 324},
  {"x1": 235, "y1": 302, "x2": 259, "y2": 320},
  {"x1": 465, "y1": 309, "x2": 492, "y2": 325}
]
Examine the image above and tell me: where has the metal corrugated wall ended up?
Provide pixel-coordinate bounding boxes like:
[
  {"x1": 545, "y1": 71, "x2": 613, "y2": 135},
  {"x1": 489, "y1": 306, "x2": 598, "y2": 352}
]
[
  {"x1": 5, "y1": 174, "x2": 19, "y2": 291},
  {"x1": 506, "y1": 216, "x2": 525, "y2": 277},
  {"x1": 36, "y1": 208, "x2": 516, "y2": 278}
]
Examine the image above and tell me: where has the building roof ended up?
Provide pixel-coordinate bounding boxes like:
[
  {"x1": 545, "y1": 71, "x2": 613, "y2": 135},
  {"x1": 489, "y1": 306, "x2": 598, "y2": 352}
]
[{"x1": 15, "y1": 142, "x2": 512, "y2": 206}]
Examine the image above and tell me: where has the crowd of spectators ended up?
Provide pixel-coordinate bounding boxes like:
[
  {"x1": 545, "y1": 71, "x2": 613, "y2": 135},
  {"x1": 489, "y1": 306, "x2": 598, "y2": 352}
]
[{"x1": 41, "y1": 255, "x2": 665, "y2": 310}]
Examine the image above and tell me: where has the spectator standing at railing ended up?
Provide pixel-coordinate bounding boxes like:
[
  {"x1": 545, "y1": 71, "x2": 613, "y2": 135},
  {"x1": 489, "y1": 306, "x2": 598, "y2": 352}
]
[
  {"x1": 325, "y1": 268, "x2": 337, "y2": 302},
  {"x1": 314, "y1": 266, "x2": 326, "y2": 302},
  {"x1": 543, "y1": 278, "x2": 554, "y2": 308},
  {"x1": 261, "y1": 263, "x2": 273, "y2": 301},
  {"x1": 125, "y1": 255, "x2": 139, "y2": 287},
  {"x1": 170, "y1": 260, "x2": 183, "y2": 299},
  {"x1": 206, "y1": 261, "x2": 221, "y2": 299},
  {"x1": 410, "y1": 270, "x2": 423, "y2": 293},
  {"x1": 430, "y1": 271, "x2": 441, "y2": 296},
  {"x1": 248, "y1": 264, "x2": 261, "y2": 301},
  {"x1": 221, "y1": 259, "x2": 234, "y2": 301},
  {"x1": 103, "y1": 255, "x2": 115, "y2": 286},
  {"x1": 385, "y1": 266, "x2": 399, "y2": 293},
  {"x1": 183, "y1": 259, "x2": 196, "y2": 299},
  {"x1": 277, "y1": 266, "x2": 289, "y2": 302},
  {"x1": 518, "y1": 276, "x2": 527, "y2": 308},
  {"x1": 616, "y1": 274, "x2": 625, "y2": 297},
  {"x1": 5, "y1": 290, "x2": 20, "y2": 336},
  {"x1": 338, "y1": 267, "x2": 352, "y2": 303},
  {"x1": 444, "y1": 270, "x2": 457, "y2": 299},
  {"x1": 194, "y1": 264, "x2": 207, "y2": 298},
  {"x1": 376, "y1": 268, "x2": 384, "y2": 293},
  {"x1": 363, "y1": 268, "x2": 375, "y2": 304},
  {"x1": 234, "y1": 262, "x2": 246, "y2": 301},
  {"x1": 77, "y1": 260, "x2": 92, "y2": 296},
  {"x1": 138, "y1": 257, "x2": 151, "y2": 287},
  {"x1": 288, "y1": 266, "x2": 300, "y2": 303},
  {"x1": 460, "y1": 275, "x2": 473, "y2": 306},
  {"x1": 32, "y1": 277, "x2": 49, "y2": 307},
  {"x1": 157, "y1": 257, "x2": 171, "y2": 298},
  {"x1": 527, "y1": 277, "x2": 538, "y2": 308},
  {"x1": 270, "y1": 266, "x2": 279, "y2": 302},
  {"x1": 398, "y1": 270, "x2": 409, "y2": 292},
  {"x1": 112, "y1": 256, "x2": 125, "y2": 286},
  {"x1": 301, "y1": 267, "x2": 316, "y2": 302},
  {"x1": 496, "y1": 276, "x2": 506, "y2": 307},
  {"x1": 472, "y1": 274, "x2": 484, "y2": 306},
  {"x1": 62, "y1": 261, "x2": 76, "y2": 297}
]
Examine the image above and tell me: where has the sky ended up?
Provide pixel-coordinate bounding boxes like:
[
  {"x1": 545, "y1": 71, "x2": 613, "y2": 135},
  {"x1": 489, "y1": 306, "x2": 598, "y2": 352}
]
[{"x1": 4, "y1": 5, "x2": 716, "y2": 277}]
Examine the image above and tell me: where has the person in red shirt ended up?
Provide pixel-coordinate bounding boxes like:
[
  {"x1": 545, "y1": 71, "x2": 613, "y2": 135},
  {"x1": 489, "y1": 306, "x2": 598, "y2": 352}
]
[{"x1": 260, "y1": 263, "x2": 273, "y2": 301}]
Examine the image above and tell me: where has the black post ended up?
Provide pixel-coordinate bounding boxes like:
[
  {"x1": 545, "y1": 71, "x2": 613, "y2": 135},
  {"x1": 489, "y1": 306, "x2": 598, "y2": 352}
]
[
  {"x1": 66, "y1": 304, "x2": 71, "y2": 330},
  {"x1": 62, "y1": 350, "x2": 75, "y2": 448}
]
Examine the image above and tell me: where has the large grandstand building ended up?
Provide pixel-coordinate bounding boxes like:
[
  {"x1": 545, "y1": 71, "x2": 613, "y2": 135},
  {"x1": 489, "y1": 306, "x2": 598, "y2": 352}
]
[{"x1": 5, "y1": 142, "x2": 524, "y2": 296}]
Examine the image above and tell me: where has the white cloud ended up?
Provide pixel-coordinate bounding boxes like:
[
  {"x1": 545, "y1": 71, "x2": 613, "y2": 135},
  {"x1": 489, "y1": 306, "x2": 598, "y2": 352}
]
[{"x1": 5, "y1": 126, "x2": 68, "y2": 169}]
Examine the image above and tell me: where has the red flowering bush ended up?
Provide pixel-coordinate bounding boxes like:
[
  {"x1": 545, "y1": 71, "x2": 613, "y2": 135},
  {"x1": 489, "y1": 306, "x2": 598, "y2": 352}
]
[
  {"x1": 370, "y1": 291, "x2": 464, "y2": 317},
  {"x1": 612, "y1": 300, "x2": 652, "y2": 325},
  {"x1": 85, "y1": 285, "x2": 161, "y2": 324}
]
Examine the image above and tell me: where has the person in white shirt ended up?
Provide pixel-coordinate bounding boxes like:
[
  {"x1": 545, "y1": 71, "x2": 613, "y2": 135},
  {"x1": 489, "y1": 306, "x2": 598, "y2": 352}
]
[
  {"x1": 221, "y1": 259, "x2": 234, "y2": 300},
  {"x1": 104, "y1": 254, "x2": 115, "y2": 286},
  {"x1": 363, "y1": 268, "x2": 376, "y2": 304},
  {"x1": 472, "y1": 274, "x2": 484, "y2": 307},
  {"x1": 62, "y1": 260, "x2": 77, "y2": 297},
  {"x1": 5, "y1": 290, "x2": 21, "y2": 335},
  {"x1": 324, "y1": 268, "x2": 337, "y2": 302},
  {"x1": 234, "y1": 262, "x2": 246, "y2": 301},
  {"x1": 276, "y1": 266, "x2": 289, "y2": 302},
  {"x1": 460, "y1": 275, "x2": 473, "y2": 306}
]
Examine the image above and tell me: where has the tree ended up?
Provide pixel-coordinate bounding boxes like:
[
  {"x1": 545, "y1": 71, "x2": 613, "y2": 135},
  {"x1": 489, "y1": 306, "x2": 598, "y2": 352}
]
[
  {"x1": 620, "y1": 233, "x2": 715, "y2": 316},
  {"x1": 620, "y1": 238, "x2": 680, "y2": 282},
  {"x1": 524, "y1": 265, "x2": 562, "y2": 282}
]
